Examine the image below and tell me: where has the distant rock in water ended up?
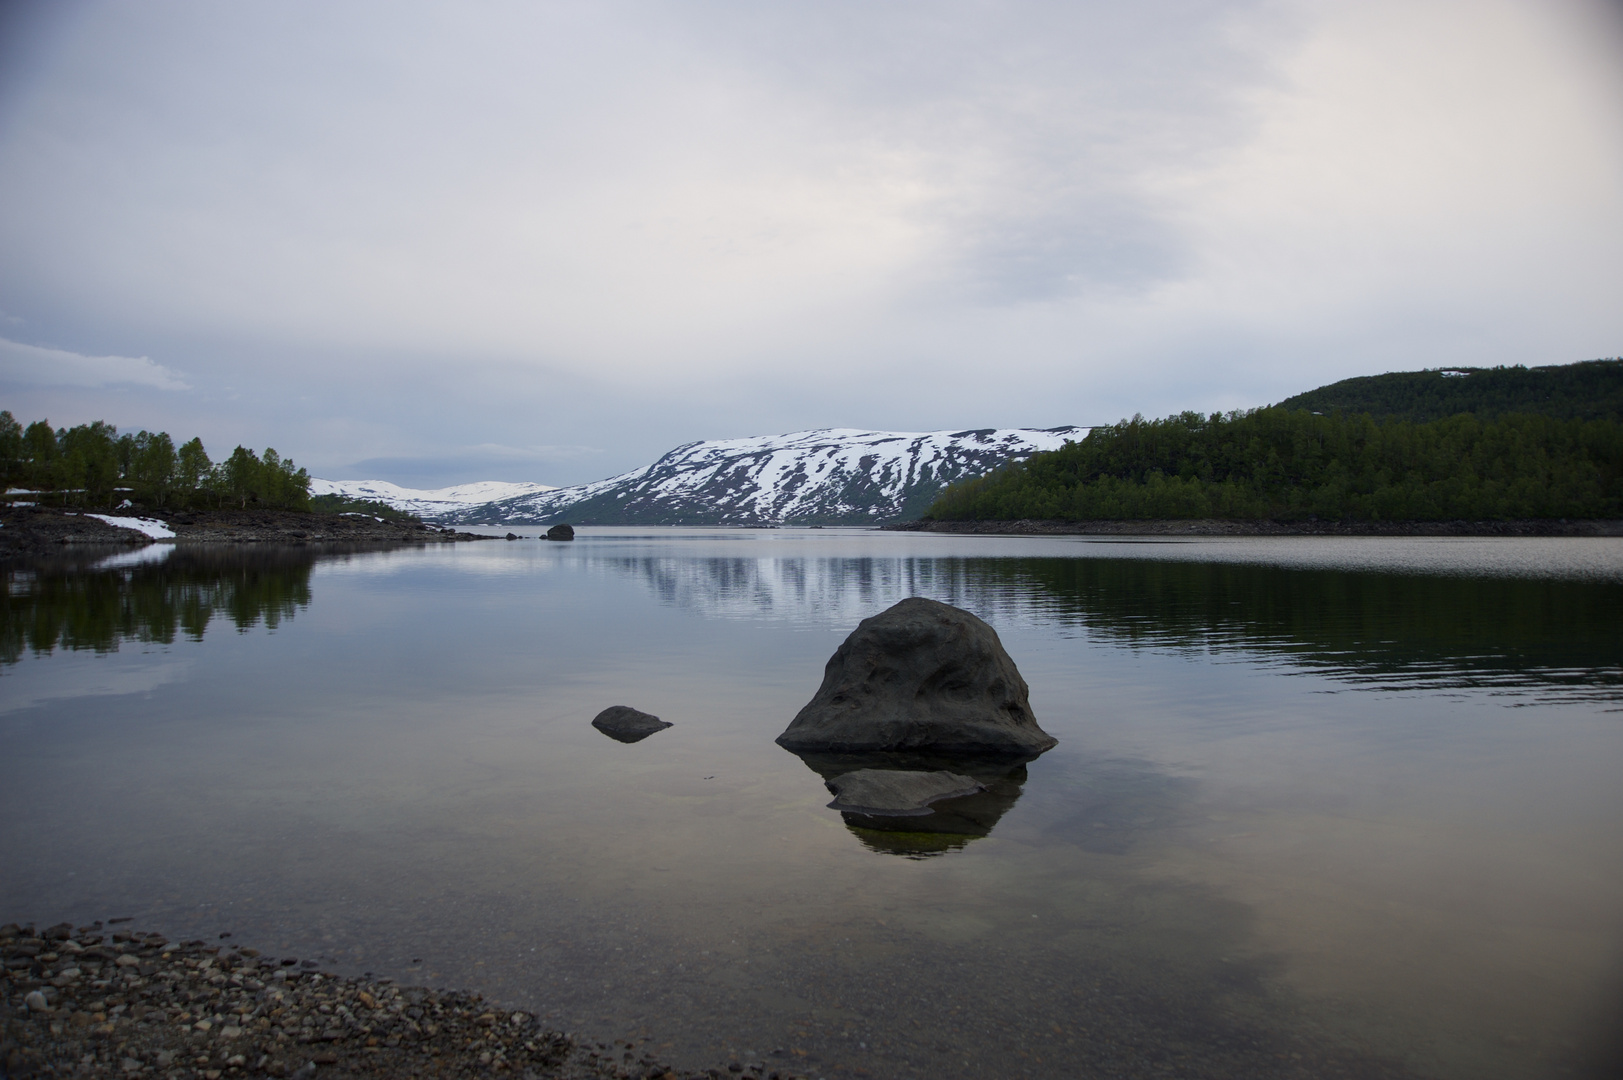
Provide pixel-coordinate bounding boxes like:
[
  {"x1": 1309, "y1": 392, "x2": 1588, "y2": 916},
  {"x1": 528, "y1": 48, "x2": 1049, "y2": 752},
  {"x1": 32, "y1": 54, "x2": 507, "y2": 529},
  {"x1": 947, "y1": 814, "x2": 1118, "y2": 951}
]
[
  {"x1": 824, "y1": 768, "x2": 984, "y2": 816},
  {"x1": 776, "y1": 597, "x2": 1057, "y2": 756},
  {"x1": 546, "y1": 524, "x2": 575, "y2": 541},
  {"x1": 591, "y1": 705, "x2": 670, "y2": 743}
]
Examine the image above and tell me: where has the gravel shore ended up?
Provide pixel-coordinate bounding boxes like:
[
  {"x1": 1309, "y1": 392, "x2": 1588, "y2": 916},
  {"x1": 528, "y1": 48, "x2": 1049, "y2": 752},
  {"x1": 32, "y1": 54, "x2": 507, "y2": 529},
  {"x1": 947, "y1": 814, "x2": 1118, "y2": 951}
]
[
  {"x1": 1, "y1": 922, "x2": 800, "y2": 1080},
  {"x1": 0, "y1": 507, "x2": 490, "y2": 559}
]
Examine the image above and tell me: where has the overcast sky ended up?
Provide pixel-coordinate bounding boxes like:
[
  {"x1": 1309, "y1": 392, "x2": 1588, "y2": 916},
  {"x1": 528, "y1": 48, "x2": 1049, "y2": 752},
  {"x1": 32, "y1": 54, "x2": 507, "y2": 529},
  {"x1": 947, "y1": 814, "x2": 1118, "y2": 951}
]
[{"x1": 1, "y1": 0, "x2": 1620, "y2": 487}]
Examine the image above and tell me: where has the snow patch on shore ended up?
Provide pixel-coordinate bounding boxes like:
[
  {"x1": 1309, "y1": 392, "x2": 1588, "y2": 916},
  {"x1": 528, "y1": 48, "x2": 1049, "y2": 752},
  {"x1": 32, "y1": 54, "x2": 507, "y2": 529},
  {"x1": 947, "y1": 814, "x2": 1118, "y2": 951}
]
[{"x1": 85, "y1": 514, "x2": 177, "y2": 539}]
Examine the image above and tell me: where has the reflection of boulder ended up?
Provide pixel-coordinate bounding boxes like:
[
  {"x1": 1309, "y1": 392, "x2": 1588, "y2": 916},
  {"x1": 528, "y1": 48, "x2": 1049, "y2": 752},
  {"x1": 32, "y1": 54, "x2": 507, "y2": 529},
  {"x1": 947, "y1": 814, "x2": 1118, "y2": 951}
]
[
  {"x1": 590, "y1": 705, "x2": 671, "y2": 743},
  {"x1": 786, "y1": 749, "x2": 1032, "y2": 858},
  {"x1": 776, "y1": 597, "x2": 1056, "y2": 756},
  {"x1": 846, "y1": 828, "x2": 977, "y2": 858},
  {"x1": 824, "y1": 769, "x2": 984, "y2": 815}
]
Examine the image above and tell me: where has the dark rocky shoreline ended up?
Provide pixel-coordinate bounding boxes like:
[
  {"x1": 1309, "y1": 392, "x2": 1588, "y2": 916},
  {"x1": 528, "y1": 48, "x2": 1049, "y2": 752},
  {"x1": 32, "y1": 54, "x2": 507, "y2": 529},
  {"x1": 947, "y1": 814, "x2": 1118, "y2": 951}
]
[
  {"x1": 884, "y1": 517, "x2": 1623, "y2": 537},
  {"x1": 0, "y1": 507, "x2": 491, "y2": 559},
  {"x1": 1, "y1": 921, "x2": 802, "y2": 1080}
]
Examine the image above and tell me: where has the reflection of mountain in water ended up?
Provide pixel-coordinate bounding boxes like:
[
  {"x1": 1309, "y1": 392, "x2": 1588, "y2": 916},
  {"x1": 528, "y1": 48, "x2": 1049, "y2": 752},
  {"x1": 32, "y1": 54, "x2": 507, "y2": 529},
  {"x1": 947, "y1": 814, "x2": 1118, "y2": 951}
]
[
  {"x1": 597, "y1": 554, "x2": 1030, "y2": 629},
  {"x1": 1, "y1": 547, "x2": 319, "y2": 665},
  {"x1": 602, "y1": 553, "x2": 1623, "y2": 706},
  {"x1": 785, "y1": 750, "x2": 1034, "y2": 859}
]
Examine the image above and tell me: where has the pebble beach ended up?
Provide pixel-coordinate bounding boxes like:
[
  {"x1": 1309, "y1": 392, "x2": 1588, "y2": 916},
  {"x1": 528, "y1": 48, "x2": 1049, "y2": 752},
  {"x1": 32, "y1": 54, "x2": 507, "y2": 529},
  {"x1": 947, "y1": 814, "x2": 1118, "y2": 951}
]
[{"x1": 1, "y1": 921, "x2": 802, "y2": 1080}]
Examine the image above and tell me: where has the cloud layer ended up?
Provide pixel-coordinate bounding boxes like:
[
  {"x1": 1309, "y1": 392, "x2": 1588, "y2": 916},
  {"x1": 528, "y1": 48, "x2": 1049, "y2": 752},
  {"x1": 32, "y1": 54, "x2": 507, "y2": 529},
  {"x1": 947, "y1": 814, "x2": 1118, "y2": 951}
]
[
  {"x1": 0, "y1": 0, "x2": 1618, "y2": 485},
  {"x1": 0, "y1": 337, "x2": 188, "y2": 392}
]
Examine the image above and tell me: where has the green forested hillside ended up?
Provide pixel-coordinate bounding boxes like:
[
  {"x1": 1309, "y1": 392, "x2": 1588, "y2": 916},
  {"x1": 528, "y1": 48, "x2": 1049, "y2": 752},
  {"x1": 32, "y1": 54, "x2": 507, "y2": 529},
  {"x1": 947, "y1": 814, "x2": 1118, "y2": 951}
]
[
  {"x1": 1275, "y1": 358, "x2": 1622, "y2": 422},
  {"x1": 0, "y1": 410, "x2": 311, "y2": 511},
  {"x1": 924, "y1": 409, "x2": 1623, "y2": 522}
]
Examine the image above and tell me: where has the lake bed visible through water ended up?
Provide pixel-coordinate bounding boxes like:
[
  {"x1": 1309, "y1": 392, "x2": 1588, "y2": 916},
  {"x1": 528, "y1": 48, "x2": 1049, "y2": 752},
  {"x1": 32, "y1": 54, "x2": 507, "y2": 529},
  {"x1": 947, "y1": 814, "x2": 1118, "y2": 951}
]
[{"x1": 3, "y1": 530, "x2": 1621, "y2": 1079}]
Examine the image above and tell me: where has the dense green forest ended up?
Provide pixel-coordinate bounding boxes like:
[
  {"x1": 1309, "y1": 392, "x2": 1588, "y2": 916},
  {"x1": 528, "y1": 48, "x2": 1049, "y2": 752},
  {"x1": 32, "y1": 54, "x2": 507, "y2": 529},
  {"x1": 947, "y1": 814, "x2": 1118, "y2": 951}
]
[
  {"x1": 926, "y1": 407, "x2": 1623, "y2": 522},
  {"x1": 1275, "y1": 357, "x2": 1622, "y2": 422},
  {"x1": 0, "y1": 410, "x2": 311, "y2": 511}
]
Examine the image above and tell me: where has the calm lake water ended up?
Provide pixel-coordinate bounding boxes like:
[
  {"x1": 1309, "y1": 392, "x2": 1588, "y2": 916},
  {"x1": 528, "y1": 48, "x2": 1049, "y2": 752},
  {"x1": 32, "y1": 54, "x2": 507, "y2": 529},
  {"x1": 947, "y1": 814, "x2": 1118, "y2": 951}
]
[{"x1": 3, "y1": 529, "x2": 1622, "y2": 1079}]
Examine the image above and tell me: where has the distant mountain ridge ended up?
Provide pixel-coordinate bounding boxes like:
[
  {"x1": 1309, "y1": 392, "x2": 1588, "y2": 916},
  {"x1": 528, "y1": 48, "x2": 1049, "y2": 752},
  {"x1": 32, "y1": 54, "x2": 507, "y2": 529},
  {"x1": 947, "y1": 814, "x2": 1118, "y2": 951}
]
[
  {"x1": 307, "y1": 478, "x2": 557, "y2": 519},
  {"x1": 1276, "y1": 357, "x2": 1623, "y2": 423},
  {"x1": 445, "y1": 427, "x2": 1086, "y2": 526},
  {"x1": 313, "y1": 427, "x2": 1084, "y2": 526}
]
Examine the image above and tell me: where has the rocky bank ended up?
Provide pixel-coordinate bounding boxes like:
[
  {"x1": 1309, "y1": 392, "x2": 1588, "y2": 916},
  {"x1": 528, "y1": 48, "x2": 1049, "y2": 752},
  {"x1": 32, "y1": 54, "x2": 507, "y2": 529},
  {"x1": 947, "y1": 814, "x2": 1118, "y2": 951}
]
[
  {"x1": 0, "y1": 921, "x2": 807, "y2": 1080},
  {"x1": 0, "y1": 507, "x2": 490, "y2": 559}
]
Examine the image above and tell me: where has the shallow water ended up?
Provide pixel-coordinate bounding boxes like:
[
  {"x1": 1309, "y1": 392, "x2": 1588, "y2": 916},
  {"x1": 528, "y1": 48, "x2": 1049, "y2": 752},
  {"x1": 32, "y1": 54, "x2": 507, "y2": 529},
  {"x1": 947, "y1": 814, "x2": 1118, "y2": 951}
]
[{"x1": 3, "y1": 530, "x2": 1622, "y2": 1079}]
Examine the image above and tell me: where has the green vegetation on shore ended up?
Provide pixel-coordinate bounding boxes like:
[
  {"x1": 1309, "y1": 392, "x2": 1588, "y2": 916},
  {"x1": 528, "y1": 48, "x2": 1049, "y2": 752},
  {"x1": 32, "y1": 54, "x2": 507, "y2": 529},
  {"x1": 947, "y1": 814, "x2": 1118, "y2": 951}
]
[
  {"x1": 926, "y1": 360, "x2": 1623, "y2": 523},
  {"x1": 0, "y1": 411, "x2": 311, "y2": 511}
]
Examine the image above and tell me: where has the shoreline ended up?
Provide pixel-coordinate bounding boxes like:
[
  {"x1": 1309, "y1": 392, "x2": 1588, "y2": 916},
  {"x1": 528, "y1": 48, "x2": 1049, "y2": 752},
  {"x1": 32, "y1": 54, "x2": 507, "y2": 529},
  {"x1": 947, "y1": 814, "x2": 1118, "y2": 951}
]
[
  {"x1": 1, "y1": 919, "x2": 784, "y2": 1080},
  {"x1": 0, "y1": 507, "x2": 492, "y2": 559},
  {"x1": 883, "y1": 517, "x2": 1623, "y2": 537}
]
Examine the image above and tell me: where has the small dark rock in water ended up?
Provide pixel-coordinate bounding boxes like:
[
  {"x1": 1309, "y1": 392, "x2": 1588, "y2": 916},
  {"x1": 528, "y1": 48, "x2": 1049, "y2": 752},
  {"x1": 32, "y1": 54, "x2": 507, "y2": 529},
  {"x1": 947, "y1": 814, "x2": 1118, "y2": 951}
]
[
  {"x1": 506, "y1": 532, "x2": 519, "y2": 540},
  {"x1": 777, "y1": 597, "x2": 1057, "y2": 756},
  {"x1": 591, "y1": 705, "x2": 672, "y2": 743},
  {"x1": 546, "y1": 523, "x2": 575, "y2": 541},
  {"x1": 824, "y1": 768, "x2": 984, "y2": 815}
]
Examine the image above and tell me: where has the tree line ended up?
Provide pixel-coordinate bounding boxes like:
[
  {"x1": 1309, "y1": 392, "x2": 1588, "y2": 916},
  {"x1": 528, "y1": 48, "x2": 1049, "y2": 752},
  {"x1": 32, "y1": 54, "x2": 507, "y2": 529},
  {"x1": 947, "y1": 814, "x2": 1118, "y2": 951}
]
[
  {"x1": 1274, "y1": 357, "x2": 1622, "y2": 423},
  {"x1": 0, "y1": 410, "x2": 311, "y2": 511},
  {"x1": 924, "y1": 408, "x2": 1623, "y2": 522}
]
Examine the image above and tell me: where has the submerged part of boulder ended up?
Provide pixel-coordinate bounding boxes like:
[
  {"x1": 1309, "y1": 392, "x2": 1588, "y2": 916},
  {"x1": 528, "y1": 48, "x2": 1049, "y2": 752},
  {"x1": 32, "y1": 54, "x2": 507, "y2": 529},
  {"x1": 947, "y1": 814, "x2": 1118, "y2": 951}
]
[
  {"x1": 546, "y1": 524, "x2": 575, "y2": 541},
  {"x1": 786, "y1": 749, "x2": 1034, "y2": 857},
  {"x1": 776, "y1": 597, "x2": 1056, "y2": 756},
  {"x1": 591, "y1": 705, "x2": 671, "y2": 743},
  {"x1": 824, "y1": 768, "x2": 984, "y2": 816}
]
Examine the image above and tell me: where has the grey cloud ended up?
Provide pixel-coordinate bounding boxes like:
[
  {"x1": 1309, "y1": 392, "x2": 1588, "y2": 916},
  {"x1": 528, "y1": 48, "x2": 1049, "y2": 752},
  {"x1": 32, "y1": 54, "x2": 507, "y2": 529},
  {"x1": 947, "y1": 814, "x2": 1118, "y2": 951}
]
[
  {"x1": 0, "y1": 0, "x2": 1617, "y2": 489},
  {"x1": 0, "y1": 336, "x2": 189, "y2": 391},
  {"x1": 345, "y1": 447, "x2": 606, "y2": 490}
]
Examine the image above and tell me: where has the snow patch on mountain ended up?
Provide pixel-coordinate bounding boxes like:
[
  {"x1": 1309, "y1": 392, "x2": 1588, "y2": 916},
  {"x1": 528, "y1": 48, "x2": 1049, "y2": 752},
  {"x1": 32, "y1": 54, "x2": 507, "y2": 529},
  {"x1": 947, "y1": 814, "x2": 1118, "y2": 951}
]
[{"x1": 444, "y1": 426, "x2": 1086, "y2": 526}]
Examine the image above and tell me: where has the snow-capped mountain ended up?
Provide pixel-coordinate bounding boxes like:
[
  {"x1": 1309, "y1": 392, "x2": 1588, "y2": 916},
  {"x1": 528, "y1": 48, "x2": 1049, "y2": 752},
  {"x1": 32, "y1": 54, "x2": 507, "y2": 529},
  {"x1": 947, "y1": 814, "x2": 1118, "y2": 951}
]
[
  {"x1": 308, "y1": 478, "x2": 557, "y2": 520},
  {"x1": 441, "y1": 427, "x2": 1085, "y2": 526}
]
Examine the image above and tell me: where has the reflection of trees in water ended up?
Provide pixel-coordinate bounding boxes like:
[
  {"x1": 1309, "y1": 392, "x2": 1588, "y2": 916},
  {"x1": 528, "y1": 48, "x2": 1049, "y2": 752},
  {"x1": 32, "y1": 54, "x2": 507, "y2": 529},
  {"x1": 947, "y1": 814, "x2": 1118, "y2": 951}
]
[
  {"x1": 991, "y1": 558, "x2": 1623, "y2": 704},
  {"x1": 604, "y1": 553, "x2": 1623, "y2": 704},
  {"x1": 1, "y1": 547, "x2": 319, "y2": 665}
]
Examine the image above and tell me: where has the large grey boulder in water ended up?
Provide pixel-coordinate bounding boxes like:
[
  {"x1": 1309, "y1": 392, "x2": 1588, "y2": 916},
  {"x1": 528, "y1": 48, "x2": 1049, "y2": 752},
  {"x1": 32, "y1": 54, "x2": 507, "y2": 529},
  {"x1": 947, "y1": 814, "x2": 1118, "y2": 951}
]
[
  {"x1": 776, "y1": 597, "x2": 1057, "y2": 755},
  {"x1": 591, "y1": 705, "x2": 671, "y2": 743}
]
